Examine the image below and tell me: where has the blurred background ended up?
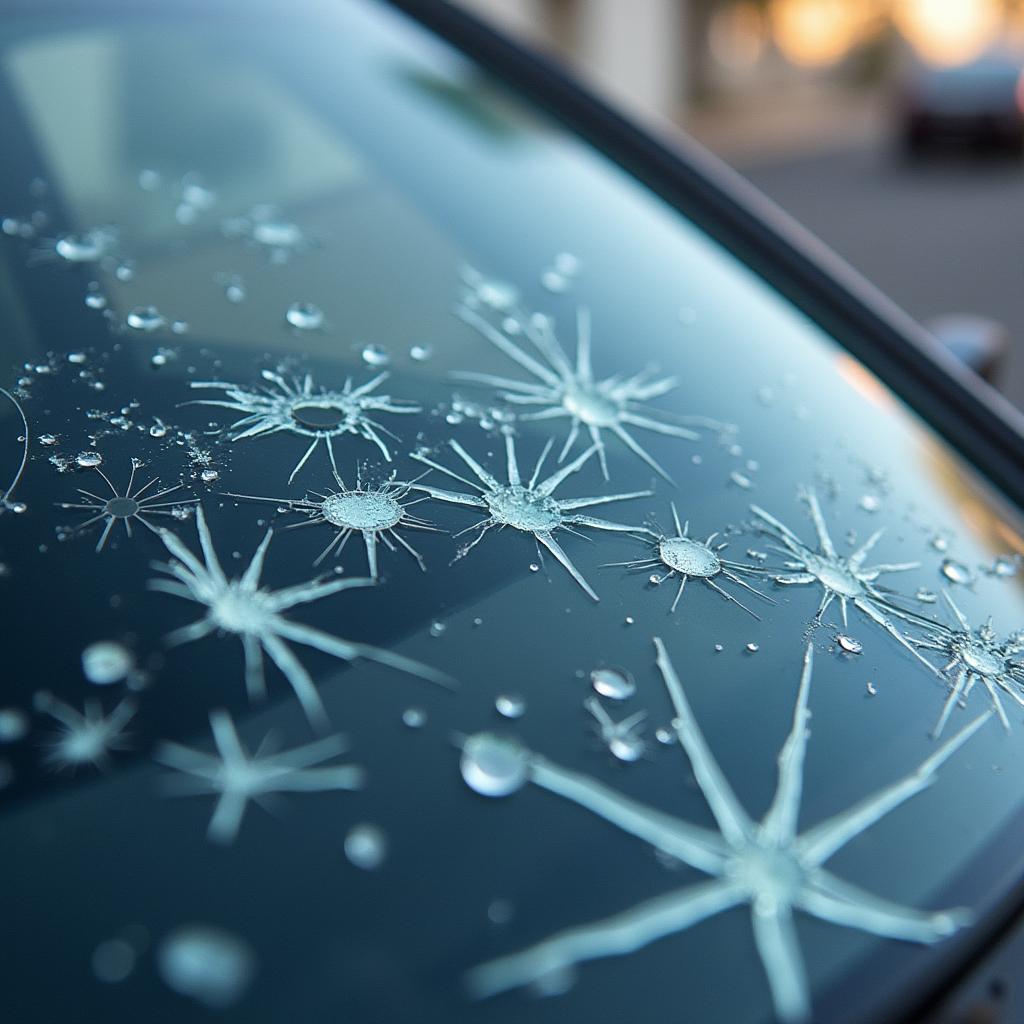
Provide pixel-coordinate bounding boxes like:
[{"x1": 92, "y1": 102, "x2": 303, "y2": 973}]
[{"x1": 457, "y1": 0, "x2": 1024, "y2": 410}]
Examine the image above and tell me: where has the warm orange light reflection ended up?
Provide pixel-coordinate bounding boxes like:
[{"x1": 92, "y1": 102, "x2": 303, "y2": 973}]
[
  {"x1": 773, "y1": 0, "x2": 875, "y2": 67},
  {"x1": 894, "y1": 0, "x2": 1002, "y2": 67},
  {"x1": 833, "y1": 352, "x2": 897, "y2": 410},
  {"x1": 709, "y1": 2, "x2": 767, "y2": 72}
]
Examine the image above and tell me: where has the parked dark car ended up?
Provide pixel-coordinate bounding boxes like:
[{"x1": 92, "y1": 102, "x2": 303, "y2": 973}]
[
  {"x1": 1, "y1": 2, "x2": 1024, "y2": 1023},
  {"x1": 898, "y1": 48, "x2": 1024, "y2": 153}
]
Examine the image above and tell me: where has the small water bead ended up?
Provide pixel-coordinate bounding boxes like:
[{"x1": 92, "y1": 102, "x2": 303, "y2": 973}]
[
  {"x1": 224, "y1": 280, "x2": 246, "y2": 304},
  {"x1": 138, "y1": 168, "x2": 162, "y2": 191},
  {"x1": 68, "y1": 352, "x2": 87, "y2": 364},
  {"x1": 984, "y1": 555, "x2": 1019, "y2": 579},
  {"x1": 82, "y1": 641, "x2": 134, "y2": 685},
  {"x1": 344, "y1": 824, "x2": 388, "y2": 870},
  {"x1": 158, "y1": 926, "x2": 255, "y2": 1009},
  {"x1": 931, "y1": 534, "x2": 950, "y2": 553},
  {"x1": 149, "y1": 420, "x2": 168, "y2": 439},
  {"x1": 495, "y1": 694, "x2": 526, "y2": 719},
  {"x1": 648, "y1": 574, "x2": 661, "y2": 585},
  {"x1": 940, "y1": 558, "x2": 974, "y2": 586},
  {"x1": 429, "y1": 620, "x2": 446, "y2": 638},
  {"x1": 624, "y1": 616, "x2": 635, "y2": 626},
  {"x1": 84, "y1": 291, "x2": 107, "y2": 310},
  {"x1": 866, "y1": 681, "x2": 878, "y2": 697},
  {"x1": 92, "y1": 939, "x2": 137, "y2": 984},
  {"x1": 528, "y1": 563, "x2": 540, "y2": 573},
  {"x1": 836, "y1": 634, "x2": 863, "y2": 655},
  {"x1": 409, "y1": 343, "x2": 433, "y2": 362},
  {"x1": 714, "y1": 643, "x2": 724, "y2": 652},
  {"x1": 285, "y1": 302, "x2": 324, "y2": 330},
  {"x1": 541, "y1": 270, "x2": 568, "y2": 293},
  {"x1": 0, "y1": 709, "x2": 28, "y2": 742},
  {"x1": 361, "y1": 343, "x2": 390, "y2": 367},
  {"x1": 745, "y1": 642, "x2": 760, "y2": 653},
  {"x1": 461, "y1": 733, "x2": 528, "y2": 797},
  {"x1": 251, "y1": 219, "x2": 303, "y2": 248},
  {"x1": 8, "y1": 502, "x2": 27, "y2": 514},
  {"x1": 200, "y1": 469, "x2": 220, "y2": 484},
  {"x1": 38, "y1": 434, "x2": 57, "y2": 446},
  {"x1": 115, "y1": 262, "x2": 135, "y2": 282},
  {"x1": 76, "y1": 451, "x2": 103, "y2": 469},
  {"x1": 55, "y1": 233, "x2": 109, "y2": 263},
  {"x1": 126, "y1": 306, "x2": 165, "y2": 332},
  {"x1": 858, "y1": 494, "x2": 881, "y2": 513},
  {"x1": 916, "y1": 586, "x2": 938, "y2": 604},
  {"x1": 401, "y1": 707, "x2": 426, "y2": 729},
  {"x1": 729, "y1": 470, "x2": 753, "y2": 490},
  {"x1": 171, "y1": 320, "x2": 189, "y2": 335},
  {"x1": 655, "y1": 727, "x2": 675, "y2": 745},
  {"x1": 487, "y1": 899, "x2": 515, "y2": 925},
  {"x1": 746, "y1": 549, "x2": 767, "y2": 561},
  {"x1": 590, "y1": 667, "x2": 635, "y2": 701}
]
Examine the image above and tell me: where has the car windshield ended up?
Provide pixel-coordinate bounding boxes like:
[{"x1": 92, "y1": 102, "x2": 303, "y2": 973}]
[{"x1": 1, "y1": 2, "x2": 1024, "y2": 1023}]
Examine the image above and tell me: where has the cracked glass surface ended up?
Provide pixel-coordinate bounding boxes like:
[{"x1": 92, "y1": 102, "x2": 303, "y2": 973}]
[{"x1": 0, "y1": 2, "x2": 1023, "y2": 1024}]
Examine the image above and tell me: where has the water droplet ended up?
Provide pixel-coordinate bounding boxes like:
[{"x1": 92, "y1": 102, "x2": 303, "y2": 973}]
[
  {"x1": 285, "y1": 302, "x2": 324, "y2": 330},
  {"x1": 82, "y1": 641, "x2": 134, "y2": 685},
  {"x1": 837, "y1": 634, "x2": 863, "y2": 655},
  {"x1": 344, "y1": 824, "x2": 388, "y2": 870},
  {"x1": 554, "y1": 252, "x2": 579, "y2": 276},
  {"x1": 528, "y1": 562, "x2": 540, "y2": 573},
  {"x1": 648, "y1": 574, "x2": 661, "y2": 585},
  {"x1": 84, "y1": 291, "x2": 107, "y2": 310},
  {"x1": 200, "y1": 469, "x2": 219, "y2": 484},
  {"x1": 729, "y1": 470, "x2": 753, "y2": 490},
  {"x1": 655, "y1": 727, "x2": 675, "y2": 745},
  {"x1": 940, "y1": 558, "x2": 974, "y2": 586},
  {"x1": 487, "y1": 899, "x2": 515, "y2": 925},
  {"x1": 984, "y1": 555, "x2": 1019, "y2": 579},
  {"x1": 9, "y1": 502, "x2": 26, "y2": 514},
  {"x1": 858, "y1": 494, "x2": 881, "y2": 513},
  {"x1": 149, "y1": 420, "x2": 168, "y2": 439},
  {"x1": 158, "y1": 926, "x2": 255, "y2": 1008},
  {"x1": 224, "y1": 280, "x2": 246, "y2": 304},
  {"x1": 67, "y1": 352, "x2": 87, "y2": 364},
  {"x1": 916, "y1": 586, "x2": 938, "y2": 604},
  {"x1": 138, "y1": 168, "x2": 162, "y2": 191},
  {"x1": 0, "y1": 709, "x2": 28, "y2": 742},
  {"x1": 410, "y1": 343, "x2": 433, "y2": 362},
  {"x1": 624, "y1": 616, "x2": 635, "y2": 626},
  {"x1": 429, "y1": 620, "x2": 446, "y2": 638},
  {"x1": 931, "y1": 534, "x2": 950, "y2": 553},
  {"x1": 361, "y1": 343, "x2": 389, "y2": 367},
  {"x1": 541, "y1": 270, "x2": 567, "y2": 293},
  {"x1": 590, "y1": 667, "x2": 635, "y2": 700},
  {"x1": 401, "y1": 707, "x2": 426, "y2": 729},
  {"x1": 171, "y1": 320, "x2": 189, "y2": 335},
  {"x1": 38, "y1": 433, "x2": 57, "y2": 446},
  {"x1": 745, "y1": 642, "x2": 760, "y2": 653},
  {"x1": 866, "y1": 681, "x2": 878, "y2": 697},
  {"x1": 92, "y1": 939, "x2": 136, "y2": 983},
  {"x1": 714, "y1": 643, "x2": 723, "y2": 652},
  {"x1": 76, "y1": 451, "x2": 103, "y2": 469},
  {"x1": 461, "y1": 733, "x2": 528, "y2": 797},
  {"x1": 126, "y1": 306, "x2": 165, "y2": 332},
  {"x1": 495, "y1": 694, "x2": 526, "y2": 719}
]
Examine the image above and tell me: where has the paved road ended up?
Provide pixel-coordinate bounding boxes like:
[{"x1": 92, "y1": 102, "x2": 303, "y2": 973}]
[{"x1": 736, "y1": 143, "x2": 1024, "y2": 410}]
